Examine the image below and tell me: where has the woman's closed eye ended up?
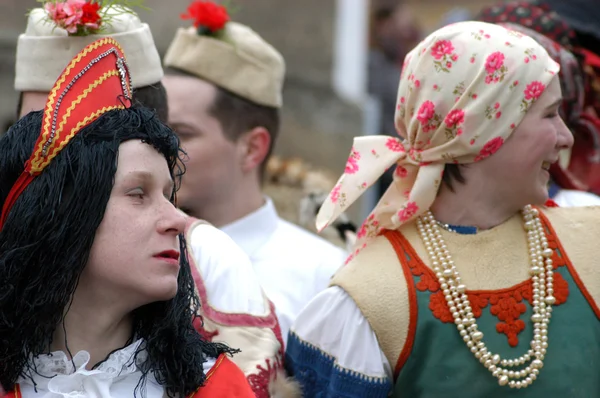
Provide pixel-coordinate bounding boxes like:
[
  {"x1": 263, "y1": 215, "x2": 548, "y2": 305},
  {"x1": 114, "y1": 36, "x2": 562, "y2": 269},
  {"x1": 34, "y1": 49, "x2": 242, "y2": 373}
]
[{"x1": 128, "y1": 188, "x2": 145, "y2": 200}]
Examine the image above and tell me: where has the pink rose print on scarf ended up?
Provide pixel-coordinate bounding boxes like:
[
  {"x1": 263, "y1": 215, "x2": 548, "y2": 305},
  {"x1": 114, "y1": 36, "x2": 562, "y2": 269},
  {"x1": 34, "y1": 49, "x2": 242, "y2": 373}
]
[
  {"x1": 329, "y1": 183, "x2": 347, "y2": 208},
  {"x1": 509, "y1": 80, "x2": 520, "y2": 91},
  {"x1": 397, "y1": 96, "x2": 407, "y2": 118},
  {"x1": 521, "y1": 81, "x2": 546, "y2": 112},
  {"x1": 330, "y1": 184, "x2": 341, "y2": 203},
  {"x1": 471, "y1": 29, "x2": 491, "y2": 41},
  {"x1": 443, "y1": 109, "x2": 465, "y2": 140},
  {"x1": 397, "y1": 201, "x2": 419, "y2": 222},
  {"x1": 409, "y1": 147, "x2": 424, "y2": 162},
  {"x1": 474, "y1": 137, "x2": 504, "y2": 162},
  {"x1": 484, "y1": 51, "x2": 508, "y2": 84},
  {"x1": 395, "y1": 165, "x2": 408, "y2": 179},
  {"x1": 385, "y1": 138, "x2": 405, "y2": 153},
  {"x1": 431, "y1": 40, "x2": 458, "y2": 73},
  {"x1": 453, "y1": 81, "x2": 466, "y2": 97},
  {"x1": 524, "y1": 48, "x2": 538, "y2": 64},
  {"x1": 357, "y1": 214, "x2": 381, "y2": 240},
  {"x1": 417, "y1": 100, "x2": 442, "y2": 133},
  {"x1": 344, "y1": 148, "x2": 361, "y2": 174},
  {"x1": 344, "y1": 243, "x2": 369, "y2": 265},
  {"x1": 485, "y1": 102, "x2": 503, "y2": 120}
]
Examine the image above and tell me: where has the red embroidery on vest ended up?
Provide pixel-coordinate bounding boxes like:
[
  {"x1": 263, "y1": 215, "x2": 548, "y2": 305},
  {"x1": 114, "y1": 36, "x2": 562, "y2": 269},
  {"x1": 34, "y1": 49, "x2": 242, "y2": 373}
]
[
  {"x1": 407, "y1": 215, "x2": 570, "y2": 346},
  {"x1": 247, "y1": 357, "x2": 284, "y2": 398}
]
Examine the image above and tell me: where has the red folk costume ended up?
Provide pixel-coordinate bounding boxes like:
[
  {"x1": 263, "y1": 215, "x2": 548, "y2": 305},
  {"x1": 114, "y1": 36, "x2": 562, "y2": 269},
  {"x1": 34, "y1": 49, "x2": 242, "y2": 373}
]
[
  {"x1": 3, "y1": 355, "x2": 253, "y2": 398},
  {"x1": 0, "y1": 38, "x2": 253, "y2": 398}
]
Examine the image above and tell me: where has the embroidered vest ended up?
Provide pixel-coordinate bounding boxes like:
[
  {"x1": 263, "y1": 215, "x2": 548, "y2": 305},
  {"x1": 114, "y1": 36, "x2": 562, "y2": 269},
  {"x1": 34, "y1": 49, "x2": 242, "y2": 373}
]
[
  {"x1": 185, "y1": 217, "x2": 292, "y2": 397},
  {"x1": 331, "y1": 206, "x2": 600, "y2": 397}
]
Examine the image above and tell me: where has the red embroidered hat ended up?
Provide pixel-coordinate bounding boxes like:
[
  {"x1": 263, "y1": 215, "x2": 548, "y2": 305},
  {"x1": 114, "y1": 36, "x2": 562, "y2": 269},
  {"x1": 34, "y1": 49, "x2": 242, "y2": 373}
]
[{"x1": 0, "y1": 37, "x2": 132, "y2": 230}]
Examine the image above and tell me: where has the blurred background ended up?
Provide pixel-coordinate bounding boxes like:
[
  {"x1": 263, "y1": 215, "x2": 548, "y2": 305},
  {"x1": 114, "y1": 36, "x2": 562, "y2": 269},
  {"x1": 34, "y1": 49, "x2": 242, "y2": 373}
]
[{"x1": 0, "y1": 0, "x2": 498, "y2": 227}]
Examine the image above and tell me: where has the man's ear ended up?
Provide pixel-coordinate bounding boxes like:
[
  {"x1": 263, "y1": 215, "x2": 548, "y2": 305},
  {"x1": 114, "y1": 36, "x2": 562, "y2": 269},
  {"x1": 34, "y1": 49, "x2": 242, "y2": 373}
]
[{"x1": 238, "y1": 126, "x2": 271, "y2": 173}]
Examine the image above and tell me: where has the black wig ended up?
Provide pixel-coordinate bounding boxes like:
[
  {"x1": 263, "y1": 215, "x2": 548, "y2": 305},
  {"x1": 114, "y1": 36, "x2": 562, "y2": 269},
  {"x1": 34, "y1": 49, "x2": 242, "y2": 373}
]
[{"x1": 0, "y1": 107, "x2": 235, "y2": 397}]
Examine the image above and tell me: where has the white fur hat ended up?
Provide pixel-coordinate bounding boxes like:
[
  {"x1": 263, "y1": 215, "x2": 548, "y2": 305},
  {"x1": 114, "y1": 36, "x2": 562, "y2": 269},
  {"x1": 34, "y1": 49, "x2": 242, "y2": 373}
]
[
  {"x1": 164, "y1": 22, "x2": 285, "y2": 108},
  {"x1": 15, "y1": 7, "x2": 163, "y2": 91}
]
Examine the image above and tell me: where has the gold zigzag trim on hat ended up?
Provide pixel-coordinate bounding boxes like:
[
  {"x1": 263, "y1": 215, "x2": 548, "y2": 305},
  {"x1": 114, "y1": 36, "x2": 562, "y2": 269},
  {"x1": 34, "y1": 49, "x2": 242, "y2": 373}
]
[
  {"x1": 31, "y1": 70, "x2": 125, "y2": 172},
  {"x1": 35, "y1": 38, "x2": 126, "y2": 172}
]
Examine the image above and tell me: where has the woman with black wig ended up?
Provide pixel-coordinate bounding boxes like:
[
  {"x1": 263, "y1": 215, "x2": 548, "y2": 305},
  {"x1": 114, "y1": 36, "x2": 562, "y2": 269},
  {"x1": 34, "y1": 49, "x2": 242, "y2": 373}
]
[{"x1": 0, "y1": 38, "x2": 254, "y2": 397}]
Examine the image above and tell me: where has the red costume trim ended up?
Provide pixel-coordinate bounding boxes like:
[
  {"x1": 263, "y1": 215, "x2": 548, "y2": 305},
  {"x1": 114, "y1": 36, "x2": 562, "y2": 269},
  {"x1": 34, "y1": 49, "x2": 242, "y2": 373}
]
[
  {"x1": 2, "y1": 384, "x2": 18, "y2": 398},
  {"x1": 185, "y1": 218, "x2": 280, "y2": 330},
  {"x1": 384, "y1": 230, "x2": 419, "y2": 381},
  {"x1": 191, "y1": 354, "x2": 255, "y2": 397}
]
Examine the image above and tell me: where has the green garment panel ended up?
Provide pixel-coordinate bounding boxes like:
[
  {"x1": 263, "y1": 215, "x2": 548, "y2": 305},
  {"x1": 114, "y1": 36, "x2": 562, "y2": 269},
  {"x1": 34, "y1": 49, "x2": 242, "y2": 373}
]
[{"x1": 393, "y1": 264, "x2": 600, "y2": 398}]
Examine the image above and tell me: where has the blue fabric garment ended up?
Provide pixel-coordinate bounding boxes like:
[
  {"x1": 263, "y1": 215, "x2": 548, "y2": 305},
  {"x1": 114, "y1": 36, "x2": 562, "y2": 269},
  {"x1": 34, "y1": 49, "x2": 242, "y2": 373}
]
[
  {"x1": 285, "y1": 332, "x2": 392, "y2": 398},
  {"x1": 444, "y1": 224, "x2": 477, "y2": 234},
  {"x1": 548, "y1": 181, "x2": 561, "y2": 199}
]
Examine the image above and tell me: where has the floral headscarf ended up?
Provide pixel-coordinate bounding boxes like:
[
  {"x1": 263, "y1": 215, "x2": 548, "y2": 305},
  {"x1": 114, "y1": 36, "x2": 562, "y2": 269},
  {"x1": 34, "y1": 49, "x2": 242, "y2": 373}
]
[{"x1": 317, "y1": 21, "x2": 559, "y2": 247}]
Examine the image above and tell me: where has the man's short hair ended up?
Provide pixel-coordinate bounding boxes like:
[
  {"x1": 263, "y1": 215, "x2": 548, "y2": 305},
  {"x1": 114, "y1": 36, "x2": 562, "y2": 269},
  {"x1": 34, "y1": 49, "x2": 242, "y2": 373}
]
[
  {"x1": 166, "y1": 67, "x2": 280, "y2": 175},
  {"x1": 16, "y1": 82, "x2": 169, "y2": 124}
]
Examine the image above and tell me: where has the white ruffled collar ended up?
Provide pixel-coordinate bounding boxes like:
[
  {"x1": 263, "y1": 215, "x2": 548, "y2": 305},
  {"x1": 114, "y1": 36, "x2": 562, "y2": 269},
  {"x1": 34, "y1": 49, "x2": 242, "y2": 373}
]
[{"x1": 18, "y1": 339, "x2": 146, "y2": 393}]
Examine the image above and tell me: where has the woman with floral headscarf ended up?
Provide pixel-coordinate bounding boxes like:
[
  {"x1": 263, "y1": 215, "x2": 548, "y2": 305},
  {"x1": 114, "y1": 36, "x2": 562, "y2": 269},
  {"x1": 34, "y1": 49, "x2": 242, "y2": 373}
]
[{"x1": 285, "y1": 21, "x2": 600, "y2": 397}]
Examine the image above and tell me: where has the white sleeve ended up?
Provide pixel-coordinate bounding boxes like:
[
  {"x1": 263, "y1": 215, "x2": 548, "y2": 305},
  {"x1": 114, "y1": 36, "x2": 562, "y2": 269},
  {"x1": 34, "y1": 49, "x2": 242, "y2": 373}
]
[
  {"x1": 188, "y1": 223, "x2": 267, "y2": 315},
  {"x1": 553, "y1": 189, "x2": 600, "y2": 207},
  {"x1": 286, "y1": 286, "x2": 392, "y2": 397},
  {"x1": 291, "y1": 285, "x2": 392, "y2": 379}
]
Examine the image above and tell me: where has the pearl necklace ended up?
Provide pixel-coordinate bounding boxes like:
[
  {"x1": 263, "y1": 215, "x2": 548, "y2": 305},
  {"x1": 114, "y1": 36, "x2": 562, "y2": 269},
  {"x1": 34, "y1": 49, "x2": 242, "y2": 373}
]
[{"x1": 416, "y1": 205, "x2": 555, "y2": 389}]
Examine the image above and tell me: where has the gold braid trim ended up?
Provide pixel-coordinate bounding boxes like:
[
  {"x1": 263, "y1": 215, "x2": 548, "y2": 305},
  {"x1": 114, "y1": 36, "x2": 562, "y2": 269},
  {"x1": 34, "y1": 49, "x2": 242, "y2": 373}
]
[
  {"x1": 36, "y1": 105, "x2": 124, "y2": 172},
  {"x1": 33, "y1": 38, "x2": 127, "y2": 172},
  {"x1": 43, "y1": 70, "x2": 120, "y2": 166}
]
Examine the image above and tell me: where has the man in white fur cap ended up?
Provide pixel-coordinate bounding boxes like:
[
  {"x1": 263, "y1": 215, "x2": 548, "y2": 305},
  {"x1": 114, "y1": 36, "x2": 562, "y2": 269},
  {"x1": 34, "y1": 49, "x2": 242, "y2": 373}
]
[
  {"x1": 14, "y1": 1, "x2": 166, "y2": 121},
  {"x1": 163, "y1": 0, "x2": 347, "y2": 346}
]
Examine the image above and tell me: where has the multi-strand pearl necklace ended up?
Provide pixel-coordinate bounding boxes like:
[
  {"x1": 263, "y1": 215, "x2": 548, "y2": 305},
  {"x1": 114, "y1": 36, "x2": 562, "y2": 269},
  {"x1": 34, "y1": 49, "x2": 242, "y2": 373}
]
[{"x1": 416, "y1": 205, "x2": 555, "y2": 389}]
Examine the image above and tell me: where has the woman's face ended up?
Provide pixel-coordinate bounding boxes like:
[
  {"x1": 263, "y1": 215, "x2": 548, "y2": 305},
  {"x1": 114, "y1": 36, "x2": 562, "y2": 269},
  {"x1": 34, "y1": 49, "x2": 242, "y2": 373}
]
[
  {"x1": 464, "y1": 76, "x2": 573, "y2": 207},
  {"x1": 80, "y1": 140, "x2": 187, "y2": 309}
]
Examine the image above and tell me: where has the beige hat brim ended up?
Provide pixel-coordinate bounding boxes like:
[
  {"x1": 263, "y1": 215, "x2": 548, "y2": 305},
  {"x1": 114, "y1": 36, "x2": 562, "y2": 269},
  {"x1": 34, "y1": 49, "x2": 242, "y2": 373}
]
[{"x1": 164, "y1": 26, "x2": 283, "y2": 108}]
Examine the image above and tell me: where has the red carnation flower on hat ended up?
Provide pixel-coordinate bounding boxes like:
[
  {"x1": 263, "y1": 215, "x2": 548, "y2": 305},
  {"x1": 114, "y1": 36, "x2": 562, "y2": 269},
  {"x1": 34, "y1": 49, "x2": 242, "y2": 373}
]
[
  {"x1": 45, "y1": 0, "x2": 102, "y2": 35},
  {"x1": 81, "y1": 1, "x2": 101, "y2": 27},
  {"x1": 181, "y1": 0, "x2": 229, "y2": 33}
]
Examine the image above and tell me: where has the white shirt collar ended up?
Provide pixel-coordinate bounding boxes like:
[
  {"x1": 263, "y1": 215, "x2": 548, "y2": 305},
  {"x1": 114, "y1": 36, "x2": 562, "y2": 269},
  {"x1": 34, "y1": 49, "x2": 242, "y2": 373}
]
[
  {"x1": 221, "y1": 197, "x2": 279, "y2": 256},
  {"x1": 18, "y1": 339, "x2": 147, "y2": 394}
]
